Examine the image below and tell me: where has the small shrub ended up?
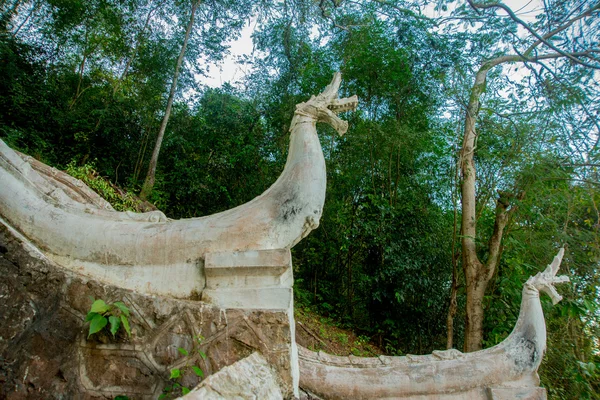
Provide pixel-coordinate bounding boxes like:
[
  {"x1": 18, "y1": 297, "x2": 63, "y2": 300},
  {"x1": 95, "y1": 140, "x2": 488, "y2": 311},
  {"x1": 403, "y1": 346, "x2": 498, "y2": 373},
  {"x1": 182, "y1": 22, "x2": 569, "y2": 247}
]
[
  {"x1": 65, "y1": 161, "x2": 139, "y2": 212},
  {"x1": 159, "y1": 336, "x2": 207, "y2": 399},
  {"x1": 86, "y1": 298, "x2": 132, "y2": 338}
]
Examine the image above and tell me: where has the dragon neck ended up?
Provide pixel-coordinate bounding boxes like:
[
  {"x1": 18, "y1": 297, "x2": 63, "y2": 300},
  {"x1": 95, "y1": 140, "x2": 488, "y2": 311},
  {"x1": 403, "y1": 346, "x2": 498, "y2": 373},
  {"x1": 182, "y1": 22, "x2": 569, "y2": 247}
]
[
  {"x1": 500, "y1": 282, "x2": 546, "y2": 374},
  {"x1": 284, "y1": 113, "x2": 321, "y2": 167}
]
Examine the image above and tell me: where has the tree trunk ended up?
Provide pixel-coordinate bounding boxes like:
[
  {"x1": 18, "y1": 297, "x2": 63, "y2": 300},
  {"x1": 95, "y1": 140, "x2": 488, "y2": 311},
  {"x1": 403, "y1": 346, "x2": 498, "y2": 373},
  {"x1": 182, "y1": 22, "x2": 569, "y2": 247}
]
[
  {"x1": 461, "y1": 63, "x2": 511, "y2": 352},
  {"x1": 463, "y1": 275, "x2": 486, "y2": 351},
  {"x1": 446, "y1": 266, "x2": 458, "y2": 349},
  {"x1": 446, "y1": 127, "x2": 461, "y2": 349},
  {"x1": 461, "y1": 64, "x2": 488, "y2": 352},
  {"x1": 70, "y1": 25, "x2": 90, "y2": 110},
  {"x1": 140, "y1": 0, "x2": 200, "y2": 200}
]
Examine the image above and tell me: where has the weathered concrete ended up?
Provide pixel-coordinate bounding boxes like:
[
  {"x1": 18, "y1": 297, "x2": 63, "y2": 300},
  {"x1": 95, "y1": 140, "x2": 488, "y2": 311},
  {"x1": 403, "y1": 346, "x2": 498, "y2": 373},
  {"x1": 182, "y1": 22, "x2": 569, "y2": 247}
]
[
  {"x1": 0, "y1": 223, "x2": 296, "y2": 399},
  {"x1": 180, "y1": 352, "x2": 283, "y2": 399},
  {"x1": 298, "y1": 250, "x2": 568, "y2": 400},
  {"x1": 202, "y1": 249, "x2": 299, "y2": 396},
  {"x1": 202, "y1": 249, "x2": 293, "y2": 309},
  {"x1": 204, "y1": 249, "x2": 293, "y2": 291}
]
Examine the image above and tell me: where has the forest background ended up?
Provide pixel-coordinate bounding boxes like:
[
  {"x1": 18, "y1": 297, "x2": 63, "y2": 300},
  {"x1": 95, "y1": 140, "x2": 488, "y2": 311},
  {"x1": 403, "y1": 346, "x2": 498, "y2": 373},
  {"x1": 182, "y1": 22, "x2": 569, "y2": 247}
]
[{"x1": 0, "y1": 0, "x2": 599, "y2": 397}]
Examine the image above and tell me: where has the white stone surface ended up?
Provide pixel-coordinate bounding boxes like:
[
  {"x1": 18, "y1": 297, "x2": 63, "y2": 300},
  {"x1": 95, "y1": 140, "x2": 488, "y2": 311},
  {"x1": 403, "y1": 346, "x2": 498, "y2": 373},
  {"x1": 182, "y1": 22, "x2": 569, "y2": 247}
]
[
  {"x1": 204, "y1": 249, "x2": 292, "y2": 289},
  {"x1": 202, "y1": 287, "x2": 293, "y2": 310},
  {"x1": 488, "y1": 387, "x2": 547, "y2": 400},
  {"x1": 201, "y1": 249, "x2": 300, "y2": 397},
  {"x1": 180, "y1": 352, "x2": 283, "y2": 400},
  {"x1": 202, "y1": 249, "x2": 293, "y2": 309}
]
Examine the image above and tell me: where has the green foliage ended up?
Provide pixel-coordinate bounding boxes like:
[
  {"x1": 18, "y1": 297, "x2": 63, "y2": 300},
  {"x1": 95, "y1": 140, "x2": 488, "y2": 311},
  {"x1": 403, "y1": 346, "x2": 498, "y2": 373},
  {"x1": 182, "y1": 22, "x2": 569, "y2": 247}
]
[
  {"x1": 159, "y1": 89, "x2": 277, "y2": 218},
  {"x1": 482, "y1": 170, "x2": 600, "y2": 397},
  {"x1": 85, "y1": 299, "x2": 131, "y2": 339},
  {"x1": 65, "y1": 162, "x2": 140, "y2": 212},
  {"x1": 160, "y1": 336, "x2": 206, "y2": 399}
]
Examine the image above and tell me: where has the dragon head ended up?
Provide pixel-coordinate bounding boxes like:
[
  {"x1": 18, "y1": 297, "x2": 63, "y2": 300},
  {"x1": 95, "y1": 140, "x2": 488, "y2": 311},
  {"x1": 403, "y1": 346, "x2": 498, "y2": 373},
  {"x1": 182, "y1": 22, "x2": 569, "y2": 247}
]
[
  {"x1": 295, "y1": 72, "x2": 358, "y2": 136},
  {"x1": 526, "y1": 248, "x2": 570, "y2": 305}
]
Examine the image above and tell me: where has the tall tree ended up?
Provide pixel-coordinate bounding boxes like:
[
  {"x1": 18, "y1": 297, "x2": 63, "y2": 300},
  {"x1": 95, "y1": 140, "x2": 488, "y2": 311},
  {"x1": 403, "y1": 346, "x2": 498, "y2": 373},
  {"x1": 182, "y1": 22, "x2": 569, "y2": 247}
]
[
  {"x1": 140, "y1": 0, "x2": 200, "y2": 199},
  {"x1": 140, "y1": 0, "x2": 256, "y2": 199},
  {"x1": 457, "y1": 0, "x2": 600, "y2": 352}
]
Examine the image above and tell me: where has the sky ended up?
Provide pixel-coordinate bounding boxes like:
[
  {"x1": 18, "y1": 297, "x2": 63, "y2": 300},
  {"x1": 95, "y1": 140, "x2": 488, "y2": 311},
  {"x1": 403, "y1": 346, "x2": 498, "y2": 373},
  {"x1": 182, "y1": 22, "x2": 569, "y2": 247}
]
[
  {"x1": 200, "y1": 0, "x2": 544, "y2": 88},
  {"x1": 201, "y1": 19, "x2": 257, "y2": 87}
]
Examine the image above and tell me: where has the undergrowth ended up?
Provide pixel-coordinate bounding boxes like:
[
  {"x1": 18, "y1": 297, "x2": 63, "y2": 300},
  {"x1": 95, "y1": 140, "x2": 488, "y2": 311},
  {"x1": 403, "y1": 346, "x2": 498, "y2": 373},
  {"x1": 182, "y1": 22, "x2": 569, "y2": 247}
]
[
  {"x1": 294, "y1": 306, "x2": 385, "y2": 357},
  {"x1": 65, "y1": 161, "x2": 141, "y2": 212}
]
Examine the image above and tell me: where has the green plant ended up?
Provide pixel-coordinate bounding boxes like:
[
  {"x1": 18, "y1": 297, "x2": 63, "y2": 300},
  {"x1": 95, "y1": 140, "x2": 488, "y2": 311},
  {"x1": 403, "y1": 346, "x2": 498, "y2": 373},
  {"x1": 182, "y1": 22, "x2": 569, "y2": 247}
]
[
  {"x1": 336, "y1": 332, "x2": 349, "y2": 345},
  {"x1": 85, "y1": 298, "x2": 132, "y2": 338},
  {"x1": 65, "y1": 161, "x2": 140, "y2": 212},
  {"x1": 159, "y1": 336, "x2": 207, "y2": 399}
]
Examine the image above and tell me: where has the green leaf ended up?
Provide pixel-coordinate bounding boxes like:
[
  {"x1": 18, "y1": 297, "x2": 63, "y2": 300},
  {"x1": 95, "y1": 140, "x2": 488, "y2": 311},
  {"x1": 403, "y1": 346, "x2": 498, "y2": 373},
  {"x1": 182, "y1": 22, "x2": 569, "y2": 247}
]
[
  {"x1": 90, "y1": 299, "x2": 110, "y2": 314},
  {"x1": 109, "y1": 315, "x2": 120, "y2": 337},
  {"x1": 120, "y1": 315, "x2": 131, "y2": 337},
  {"x1": 85, "y1": 311, "x2": 97, "y2": 322},
  {"x1": 191, "y1": 366, "x2": 204, "y2": 378},
  {"x1": 88, "y1": 314, "x2": 108, "y2": 337},
  {"x1": 113, "y1": 301, "x2": 130, "y2": 317},
  {"x1": 178, "y1": 347, "x2": 189, "y2": 356},
  {"x1": 198, "y1": 350, "x2": 207, "y2": 360},
  {"x1": 114, "y1": 396, "x2": 130, "y2": 400},
  {"x1": 182, "y1": 387, "x2": 191, "y2": 395},
  {"x1": 169, "y1": 369, "x2": 181, "y2": 379}
]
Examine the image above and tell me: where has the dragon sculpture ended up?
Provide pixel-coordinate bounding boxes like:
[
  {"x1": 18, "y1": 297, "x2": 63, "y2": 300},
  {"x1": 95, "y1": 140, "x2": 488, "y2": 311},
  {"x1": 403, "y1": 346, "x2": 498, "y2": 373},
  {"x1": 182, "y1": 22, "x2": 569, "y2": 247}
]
[
  {"x1": 0, "y1": 73, "x2": 357, "y2": 298},
  {"x1": 299, "y1": 249, "x2": 570, "y2": 399}
]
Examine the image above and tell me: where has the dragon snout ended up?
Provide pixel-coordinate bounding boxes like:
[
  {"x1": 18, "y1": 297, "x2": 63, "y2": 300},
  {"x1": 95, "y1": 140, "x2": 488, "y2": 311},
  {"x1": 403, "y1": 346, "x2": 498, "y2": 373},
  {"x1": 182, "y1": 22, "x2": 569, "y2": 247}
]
[{"x1": 328, "y1": 95, "x2": 359, "y2": 113}]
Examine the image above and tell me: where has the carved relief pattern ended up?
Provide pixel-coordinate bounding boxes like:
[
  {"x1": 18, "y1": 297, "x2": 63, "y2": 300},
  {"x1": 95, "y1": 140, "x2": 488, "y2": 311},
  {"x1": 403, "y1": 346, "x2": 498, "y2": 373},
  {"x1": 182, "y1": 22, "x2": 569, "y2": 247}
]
[{"x1": 0, "y1": 224, "x2": 293, "y2": 399}]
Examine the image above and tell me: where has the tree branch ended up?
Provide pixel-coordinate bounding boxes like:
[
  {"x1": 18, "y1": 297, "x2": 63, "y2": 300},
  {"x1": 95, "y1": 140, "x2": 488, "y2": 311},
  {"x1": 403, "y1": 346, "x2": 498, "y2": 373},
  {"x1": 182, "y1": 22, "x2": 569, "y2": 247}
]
[
  {"x1": 483, "y1": 50, "x2": 598, "y2": 70},
  {"x1": 484, "y1": 191, "x2": 523, "y2": 281},
  {"x1": 524, "y1": 2, "x2": 600, "y2": 55},
  {"x1": 522, "y1": 57, "x2": 600, "y2": 151},
  {"x1": 468, "y1": 0, "x2": 600, "y2": 68},
  {"x1": 367, "y1": 0, "x2": 432, "y2": 21},
  {"x1": 319, "y1": 0, "x2": 349, "y2": 31}
]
